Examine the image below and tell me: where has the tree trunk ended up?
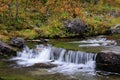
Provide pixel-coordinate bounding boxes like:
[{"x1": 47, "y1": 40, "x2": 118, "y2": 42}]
[
  {"x1": 8, "y1": 0, "x2": 13, "y2": 17},
  {"x1": 16, "y1": 0, "x2": 19, "y2": 19}
]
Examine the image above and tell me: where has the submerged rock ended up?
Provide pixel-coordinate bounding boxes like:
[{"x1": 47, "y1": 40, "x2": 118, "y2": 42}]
[
  {"x1": 10, "y1": 37, "x2": 25, "y2": 48},
  {"x1": 96, "y1": 50, "x2": 120, "y2": 73},
  {"x1": 0, "y1": 40, "x2": 16, "y2": 57},
  {"x1": 33, "y1": 63, "x2": 57, "y2": 68}
]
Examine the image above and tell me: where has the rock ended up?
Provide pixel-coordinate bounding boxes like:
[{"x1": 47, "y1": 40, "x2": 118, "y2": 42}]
[
  {"x1": 27, "y1": 39, "x2": 49, "y2": 46},
  {"x1": 10, "y1": 37, "x2": 25, "y2": 48},
  {"x1": 96, "y1": 51, "x2": 120, "y2": 73},
  {"x1": 111, "y1": 24, "x2": 120, "y2": 34},
  {"x1": 63, "y1": 19, "x2": 89, "y2": 37},
  {"x1": 27, "y1": 39, "x2": 49, "y2": 43},
  {"x1": 33, "y1": 63, "x2": 57, "y2": 68},
  {"x1": 0, "y1": 40, "x2": 16, "y2": 57}
]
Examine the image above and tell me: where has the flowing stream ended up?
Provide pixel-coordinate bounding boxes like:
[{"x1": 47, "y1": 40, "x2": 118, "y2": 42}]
[
  {"x1": 5, "y1": 36, "x2": 120, "y2": 80},
  {"x1": 11, "y1": 44, "x2": 97, "y2": 74}
]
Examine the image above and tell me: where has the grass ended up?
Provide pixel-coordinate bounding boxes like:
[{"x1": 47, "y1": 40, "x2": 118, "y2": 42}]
[
  {"x1": 110, "y1": 17, "x2": 120, "y2": 26},
  {"x1": 0, "y1": 0, "x2": 120, "y2": 41},
  {"x1": 18, "y1": 29, "x2": 38, "y2": 39}
]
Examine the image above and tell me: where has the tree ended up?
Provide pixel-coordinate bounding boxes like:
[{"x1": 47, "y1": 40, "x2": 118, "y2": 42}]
[
  {"x1": 15, "y1": 0, "x2": 19, "y2": 19},
  {"x1": 0, "y1": 1, "x2": 8, "y2": 24},
  {"x1": 8, "y1": 0, "x2": 13, "y2": 17}
]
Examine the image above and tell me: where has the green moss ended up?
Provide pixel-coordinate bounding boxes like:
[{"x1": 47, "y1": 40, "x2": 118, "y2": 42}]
[
  {"x1": 0, "y1": 75, "x2": 36, "y2": 80},
  {"x1": 49, "y1": 39, "x2": 103, "y2": 53}
]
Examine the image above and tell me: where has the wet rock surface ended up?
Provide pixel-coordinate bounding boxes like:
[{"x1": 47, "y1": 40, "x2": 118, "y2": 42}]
[
  {"x1": 0, "y1": 40, "x2": 16, "y2": 57},
  {"x1": 96, "y1": 48, "x2": 120, "y2": 73},
  {"x1": 10, "y1": 37, "x2": 25, "y2": 48},
  {"x1": 32, "y1": 63, "x2": 57, "y2": 68}
]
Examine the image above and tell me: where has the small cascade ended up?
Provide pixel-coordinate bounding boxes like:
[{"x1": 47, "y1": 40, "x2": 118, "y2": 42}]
[
  {"x1": 51, "y1": 47, "x2": 96, "y2": 64},
  {"x1": 11, "y1": 45, "x2": 52, "y2": 66},
  {"x1": 11, "y1": 44, "x2": 97, "y2": 74}
]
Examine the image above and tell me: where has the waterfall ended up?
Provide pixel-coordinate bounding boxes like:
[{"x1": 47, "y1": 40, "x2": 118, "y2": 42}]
[
  {"x1": 49, "y1": 47, "x2": 96, "y2": 74},
  {"x1": 51, "y1": 47, "x2": 96, "y2": 64},
  {"x1": 11, "y1": 44, "x2": 97, "y2": 74},
  {"x1": 11, "y1": 45, "x2": 52, "y2": 66}
]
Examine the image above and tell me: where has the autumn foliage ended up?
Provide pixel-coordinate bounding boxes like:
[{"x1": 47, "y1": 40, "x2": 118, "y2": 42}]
[{"x1": 0, "y1": 0, "x2": 120, "y2": 40}]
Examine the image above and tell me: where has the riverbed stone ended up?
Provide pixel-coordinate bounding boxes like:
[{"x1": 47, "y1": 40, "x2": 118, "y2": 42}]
[
  {"x1": 0, "y1": 40, "x2": 16, "y2": 57},
  {"x1": 96, "y1": 49, "x2": 120, "y2": 73},
  {"x1": 33, "y1": 63, "x2": 57, "y2": 68},
  {"x1": 10, "y1": 37, "x2": 25, "y2": 48}
]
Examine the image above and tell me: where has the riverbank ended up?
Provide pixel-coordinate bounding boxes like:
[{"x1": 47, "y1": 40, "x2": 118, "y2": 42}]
[{"x1": 0, "y1": 0, "x2": 120, "y2": 42}]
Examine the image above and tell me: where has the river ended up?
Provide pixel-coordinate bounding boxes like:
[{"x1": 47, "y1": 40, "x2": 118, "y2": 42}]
[{"x1": 0, "y1": 35, "x2": 120, "y2": 80}]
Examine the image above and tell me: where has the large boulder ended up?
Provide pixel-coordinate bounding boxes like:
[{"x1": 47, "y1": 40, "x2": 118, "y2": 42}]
[
  {"x1": 96, "y1": 49, "x2": 120, "y2": 73},
  {"x1": 0, "y1": 40, "x2": 16, "y2": 57},
  {"x1": 10, "y1": 37, "x2": 25, "y2": 48},
  {"x1": 63, "y1": 19, "x2": 89, "y2": 37}
]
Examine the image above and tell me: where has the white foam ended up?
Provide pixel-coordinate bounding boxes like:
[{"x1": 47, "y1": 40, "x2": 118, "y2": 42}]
[
  {"x1": 69, "y1": 37, "x2": 117, "y2": 47},
  {"x1": 49, "y1": 60, "x2": 96, "y2": 74},
  {"x1": 11, "y1": 45, "x2": 52, "y2": 66},
  {"x1": 79, "y1": 44, "x2": 100, "y2": 47},
  {"x1": 11, "y1": 45, "x2": 97, "y2": 74}
]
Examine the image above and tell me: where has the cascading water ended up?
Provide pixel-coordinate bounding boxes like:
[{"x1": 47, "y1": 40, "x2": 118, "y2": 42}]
[
  {"x1": 11, "y1": 45, "x2": 52, "y2": 66},
  {"x1": 50, "y1": 47, "x2": 97, "y2": 74},
  {"x1": 51, "y1": 47, "x2": 96, "y2": 64},
  {"x1": 11, "y1": 44, "x2": 97, "y2": 74}
]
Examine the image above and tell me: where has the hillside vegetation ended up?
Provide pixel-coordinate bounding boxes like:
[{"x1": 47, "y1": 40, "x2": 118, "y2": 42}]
[{"x1": 0, "y1": 0, "x2": 120, "y2": 41}]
